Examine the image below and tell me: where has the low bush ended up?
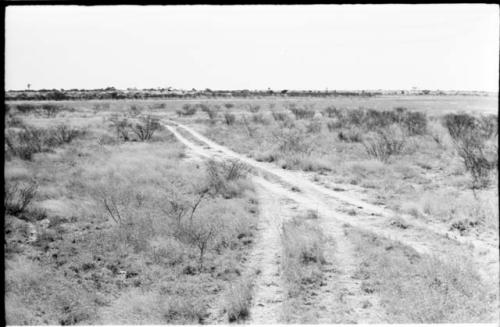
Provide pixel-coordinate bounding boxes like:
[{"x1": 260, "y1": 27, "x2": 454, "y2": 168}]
[
  {"x1": 271, "y1": 111, "x2": 289, "y2": 122},
  {"x1": 444, "y1": 113, "x2": 495, "y2": 190},
  {"x1": 251, "y1": 113, "x2": 267, "y2": 124},
  {"x1": 128, "y1": 104, "x2": 143, "y2": 117},
  {"x1": 323, "y1": 106, "x2": 340, "y2": 118},
  {"x1": 6, "y1": 126, "x2": 47, "y2": 160},
  {"x1": 206, "y1": 159, "x2": 250, "y2": 198},
  {"x1": 51, "y1": 124, "x2": 86, "y2": 144},
  {"x1": 176, "y1": 104, "x2": 197, "y2": 117},
  {"x1": 362, "y1": 125, "x2": 407, "y2": 162},
  {"x1": 306, "y1": 119, "x2": 322, "y2": 134},
  {"x1": 223, "y1": 112, "x2": 236, "y2": 125},
  {"x1": 246, "y1": 104, "x2": 261, "y2": 113},
  {"x1": 290, "y1": 106, "x2": 315, "y2": 120},
  {"x1": 338, "y1": 128, "x2": 362, "y2": 142},
  {"x1": 4, "y1": 180, "x2": 38, "y2": 216},
  {"x1": 131, "y1": 115, "x2": 161, "y2": 141},
  {"x1": 15, "y1": 104, "x2": 38, "y2": 114},
  {"x1": 41, "y1": 104, "x2": 62, "y2": 117},
  {"x1": 224, "y1": 103, "x2": 235, "y2": 109},
  {"x1": 109, "y1": 114, "x2": 131, "y2": 141},
  {"x1": 200, "y1": 104, "x2": 218, "y2": 123}
]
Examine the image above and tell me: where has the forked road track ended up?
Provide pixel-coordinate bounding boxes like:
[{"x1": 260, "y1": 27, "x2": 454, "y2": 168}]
[{"x1": 164, "y1": 120, "x2": 498, "y2": 322}]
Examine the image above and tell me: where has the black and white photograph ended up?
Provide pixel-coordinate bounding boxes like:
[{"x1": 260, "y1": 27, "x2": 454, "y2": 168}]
[{"x1": 3, "y1": 3, "x2": 499, "y2": 325}]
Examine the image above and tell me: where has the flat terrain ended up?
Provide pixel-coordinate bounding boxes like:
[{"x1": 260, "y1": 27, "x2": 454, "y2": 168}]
[{"x1": 4, "y1": 95, "x2": 499, "y2": 324}]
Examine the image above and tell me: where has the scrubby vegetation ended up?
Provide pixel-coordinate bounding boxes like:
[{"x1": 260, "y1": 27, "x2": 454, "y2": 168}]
[
  {"x1": 347, "y1": 227, "x2": 496, "y2": 323},
  {"x1": 4, "y1": 103, "x2": 260, "y2": 325}
]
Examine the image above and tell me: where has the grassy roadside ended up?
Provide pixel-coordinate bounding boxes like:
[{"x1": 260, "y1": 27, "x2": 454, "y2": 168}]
[{"x1": 345, "y1": 225, "x2": 498, "y2": 323}]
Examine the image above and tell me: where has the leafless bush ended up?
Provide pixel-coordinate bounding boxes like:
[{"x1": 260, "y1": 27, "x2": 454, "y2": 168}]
[
  {"x1": 206, "y1": 159, "x2": 249, "y2": 198},
  {"x1": 177, "y1": 214, "x2": 220, "y2": 270},
  {"x1": 131, "y1": 115, "x2": 161, "y2": 141},
  {"x1": 4, "y1": 180, "x2": 38, "y2": 216},
  {"x1": 223, "y1": 112, "x2": 236, "y2": 125},
  {"x1": 362, "y1": 125, "x2": 407, "y2": 162}
]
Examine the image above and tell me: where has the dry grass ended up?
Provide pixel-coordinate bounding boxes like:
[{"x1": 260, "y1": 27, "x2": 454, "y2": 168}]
[
  {"x1": 4, "y1": 104, "x2": 260, "y2": 324},
  {"x1": 347, "y1": 227, "x2": 497, "y2": 323}
]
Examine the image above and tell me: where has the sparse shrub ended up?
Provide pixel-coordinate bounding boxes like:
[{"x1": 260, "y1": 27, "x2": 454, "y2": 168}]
[
  {"x1": 290, "y1": 105, "x2": 315, "y2": 120},
  {"x1": 5, "y1": 103, "x2": 13, "y2": 115},
  {"x1": 224, "y1": 112, "x2": 236, "y2": 125},
  {"x1": 224, "y1": 103, "x2": 234, "y2": 109},
  {"x1": 51, "y1": 124, "x2": 85, "y2": 144},
  {"x1": 271, "y1": 111, "x2": 288, "y2": 122},
  {"x1": 477, "y1": 114, "x2": 498, "y2": 138},
  {"x1": 175, "y1": 206, "x2": 222, "y2": 270},
  {"x1": 428, "y1": 120, "x2": 451, "y2": 148},
  {"x1": 41, "y1": 104, "x2": 62, "y2": 117},
  {"x1": 15, "y1": 104, "x2": 38, "y2": 114},
  {"x1": 225, "y1": 281, "x2": 252, "y2": 322},
  {"x1": 5, "y1": 126, "x2": 46, "y2": 160},
  {"x1": 246, "y1": 104, "x2": 261, "y2": 113},
  {"x1": 346, "y1": 108, "x2": 366, "y2": 126},
  {"x1": 402, "y1": 111, "x2": 427, "y2": 136},
  {"x1": 251, "y1": 113, "x2": 267, "y2": 124},
  {"x1": 362, "y1": 125, "x2": 407, "y2": 162},
  {"x1": 326, "y1": 119, "x2": 342, "y2": 131},
  {"x1": 323, "y1": 106, "x2": 340, "y2": 118},
  {"x1": 109, "y1": 114, "x2": 131, "y2": 141},
  {"x1": 176, "y1": 104, "x2": 197, "y2": 117},
  {"x1": 200, "y1": 104, "x2": 218, "y2": 123},
  {"x1": 273, "y1": 128, "x2": 313, "y2": 155},
  {"x1": 131, "y1": 115, "x2": 161, "y2": 141},
  {"x1": 338, "y1": 128, "x2": 362, "y2": 142},
  {"x1": 4, "y1": 180, "x2": 38, "y2": 216},
  {"x1": 128, "y1": 104, "x2": 143, "y2": 117},
  {"x1": 306, "y1": 119, "x2": 322, "y2": 134},
  {"x1": 444, "y1": 113, "x2": 494, "y2": 190},
  {"x1": 6, "y1": 115, "x2": 25, "y2": 128},
  {"x1": 206, "y1": 159, "x2": 250, "y2": 198}
]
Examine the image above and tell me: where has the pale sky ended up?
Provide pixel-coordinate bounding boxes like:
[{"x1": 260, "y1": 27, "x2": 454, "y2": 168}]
[{"x1": 5, "y1": 4, "x2": 500, "y2": 91}]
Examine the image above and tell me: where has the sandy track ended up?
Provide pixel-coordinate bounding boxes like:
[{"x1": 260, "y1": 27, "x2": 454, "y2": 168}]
[{"x1": 165, "y1": 121, "x2": 498, "y2": 322}]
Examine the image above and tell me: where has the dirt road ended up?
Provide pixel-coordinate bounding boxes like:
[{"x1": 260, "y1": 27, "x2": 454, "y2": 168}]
[{"x1": 165, "y1": 120, "x2": 499, "y2": 323}]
